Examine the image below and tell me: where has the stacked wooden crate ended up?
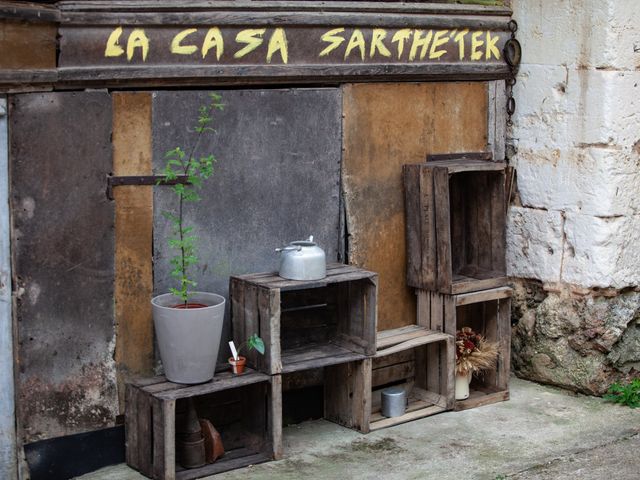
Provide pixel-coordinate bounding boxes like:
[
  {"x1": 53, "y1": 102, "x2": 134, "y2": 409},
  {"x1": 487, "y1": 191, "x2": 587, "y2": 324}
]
[
  {"x1": 404, "y1": 152, "x2": 512, "y2": 411},
  {"x1": 125, "y1": 369, "x2": 281, "y2": 480},
  {"x1": 230, "y1": 263, "x2": 377, "y2": 432}
]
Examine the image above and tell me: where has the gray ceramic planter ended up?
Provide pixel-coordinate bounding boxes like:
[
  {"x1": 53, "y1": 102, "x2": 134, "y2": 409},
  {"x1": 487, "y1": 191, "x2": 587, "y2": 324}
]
[{"x1": 151, "y1": 292, "x2": 225, "y2": 384}]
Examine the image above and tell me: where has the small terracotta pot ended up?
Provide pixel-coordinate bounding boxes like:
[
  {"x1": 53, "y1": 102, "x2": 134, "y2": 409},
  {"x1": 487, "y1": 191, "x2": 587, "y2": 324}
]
[{"x1": 229, "y1": 356, "x2": 246, "y2": 375}]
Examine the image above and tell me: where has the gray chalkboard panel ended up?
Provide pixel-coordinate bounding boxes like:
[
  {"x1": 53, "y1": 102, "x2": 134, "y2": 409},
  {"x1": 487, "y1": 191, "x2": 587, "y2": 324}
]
[
  {"x1": 10, "y1": 92, "x2": 116, "y2": 442},
  {"x1": 152, "y1": 89, "x2": 342, "y2": 356}
]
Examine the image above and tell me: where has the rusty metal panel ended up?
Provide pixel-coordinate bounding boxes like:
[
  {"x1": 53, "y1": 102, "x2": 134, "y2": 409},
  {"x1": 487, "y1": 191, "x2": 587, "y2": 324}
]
[
  {"x1": 342, "y1": 82, "x2": 488, "y2": 331},
  {"x1": 152, "y1": 89, "x2": 342, "y2": 359},
  {"x1": 10, "y1": 92, "x2": 116, "y2": 443}
]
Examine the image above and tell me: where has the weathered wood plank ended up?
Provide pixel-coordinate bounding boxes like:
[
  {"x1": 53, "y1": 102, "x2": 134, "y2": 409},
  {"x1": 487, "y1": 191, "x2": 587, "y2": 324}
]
[
  {"x1": 124, "y1": 385, "x2": 140, "y2": 470},
  {"x1": 152, "y1": 397, "x2": 175, "y2": 480},
  {"x1": 444, "y1": 335, "x2": 456, "y2": 409},
  {"x1": 176, "y1": 452, "x2": 272, "y2": 479},
  {"x1": 427, "y1": 152, "x2": 493, "y2": 163},
  {"x1": 454, "y1": 389, "x2": 509, "y2": 412},
  {"x1": 376, "y1": 325, "x2": 444, "y2": 349},
  {"x1": 369, "y1": 404, "x2": 445, "y2": 431},
  {"x1": 262, "y1": 287, "x2": 282, "y2": 374},
  {"x1": 433, "y1": 167, "x2": 452, "y2": 293},
  {"x1": 281, "y1": 343, "x2": 366, "y2": 373},
  {"x1": 58, "y1": 1, "x2": 512, "y2": 16},
  {"x1": 487, "y1": 80, "x2": 507, "y2": 161},
  {"x1": 454, "y1": 286, "x2": 512, "y2": 306},
  {"x1": 375, "y1": 333, "x2": 449, "y2": 358},
  {"x1": 136, "y1": 388, "x2": 153, "y2": 476},
  {"x1": 113, "y1": 92, "x2": 154, "y2": 413},
  {"x1": 497, "y1": 297, "x2": 511, "y2": 391},
  {"x1": 0, "y1": 21, "x2": 56, "y2": 70},
  {"x1": 269, "y1": 375, "x2": 283, "y2": 460},
  {"x1": 491, "y1": 170, "x2": 507, "y2": 272},
  {"x1": 404, "y1": 165, "x2": 437, "y2": 290},
  {"x1": 155, "y1": 370, "x2": 270, "y2": 400},
  {"x1": 325, "y1": 359, "x2": 371, "y2": 433},
  {"x1": 450, "y1": 275, "x2": 508, "y2": 294}
]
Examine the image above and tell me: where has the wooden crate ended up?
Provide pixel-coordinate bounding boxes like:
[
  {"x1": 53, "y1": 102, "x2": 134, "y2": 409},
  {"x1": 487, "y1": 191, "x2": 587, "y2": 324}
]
[
  {"x1": 418, "y1": 286, "x2": 512, "y2": 411},
  {"x1": 230, "y1": 263, "x2": 377, "y2": 375},
  {"x1": 404, "y1": 153, "x2": 508, "y2": 294},
  {"x1": 327, "y1": 326, "x2": 454, "y2": 433},
  {"x1": 125, "y1": 369, "x2": 282, "y2": 480}
]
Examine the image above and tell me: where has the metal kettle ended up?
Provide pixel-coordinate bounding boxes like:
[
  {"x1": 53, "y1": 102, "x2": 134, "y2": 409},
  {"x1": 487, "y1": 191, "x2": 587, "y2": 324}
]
[{"x1": 275, "y1": 235, "x2": 326, "y2": 281}]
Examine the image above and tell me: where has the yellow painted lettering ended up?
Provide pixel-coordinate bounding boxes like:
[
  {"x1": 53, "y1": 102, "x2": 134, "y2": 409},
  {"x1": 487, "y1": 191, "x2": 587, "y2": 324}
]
[
  {"x1": 370, "y1": 29, "x2": 391, "y2": 58},
  {"x1": 319, "y1": 28, "x2": 346, "y2": 57},
  {"x1": 202, "y1": 28, "x2": 224, "y2": 60},
  {"x1": 391, "y1": 29, "x2": 412, "y2": 60},
  {"x1": 105, "y1": 27, "x2": 125, "y2": 57},
  {"x1": 485, "y1": 31, "x2": 501, "y2": 60},
  {"x1": 344, "y1": 29, "x2": 366, "y2": 61},
  {"x1": 266, "y1": 28, "x2": 288, "y2": 64},
  {"x1": 171, "y1": 28, "x2": 198, "y2": 55},
  {"x1": 454, "y1": 29, "x2": 469, "y2": 60},
  {"x1": 471, "y1": 31, "x2": 484, "y2": 61},
  {"x1": 127, "y1": 29, "x2": 149, "y2": 62},
  {"x1": 429, "y1": 30, "x2": 449, "y2": 59},
  {"x1": 409, "y1": 29, "x2": 433, "y2": 61},
  {"x1": 234, "y1": 29, "x2": 265, "y2": 59}
]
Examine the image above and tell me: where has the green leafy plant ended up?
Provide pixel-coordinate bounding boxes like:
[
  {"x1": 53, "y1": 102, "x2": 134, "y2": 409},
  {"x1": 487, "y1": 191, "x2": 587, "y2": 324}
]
[
  {"x1": 237, "y1": 334, "x2": 266, "y2": 357},
  {"x1": 160, "y1": 93, "x2": 224, "y2": 305},
  {"x1": 604, "y1": 378, "x2": 640, "y2": 408}
]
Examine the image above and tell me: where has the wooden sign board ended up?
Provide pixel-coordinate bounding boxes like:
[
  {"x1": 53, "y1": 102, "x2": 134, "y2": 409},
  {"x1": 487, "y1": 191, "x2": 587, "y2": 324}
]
[{"x1": 57, "y1": 2, "x2": 513, "y2": 85}]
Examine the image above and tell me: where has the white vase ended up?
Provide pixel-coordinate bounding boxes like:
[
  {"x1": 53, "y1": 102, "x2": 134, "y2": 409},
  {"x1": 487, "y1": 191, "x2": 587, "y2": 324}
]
[{"x1": 455, "y1": 372, "x2": 472, "y2": 400}]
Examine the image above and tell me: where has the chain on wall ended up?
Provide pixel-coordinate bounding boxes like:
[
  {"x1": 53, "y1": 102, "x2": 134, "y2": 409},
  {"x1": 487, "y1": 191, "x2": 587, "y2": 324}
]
[{"x1": 503, "y1": 20, "x2": 521, "y2": 127}]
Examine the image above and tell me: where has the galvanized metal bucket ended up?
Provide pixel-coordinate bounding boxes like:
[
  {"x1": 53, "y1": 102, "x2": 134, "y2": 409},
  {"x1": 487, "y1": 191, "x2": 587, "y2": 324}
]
[{"x1": 381, "y1": 386, "x2": 407, "y2": 418}]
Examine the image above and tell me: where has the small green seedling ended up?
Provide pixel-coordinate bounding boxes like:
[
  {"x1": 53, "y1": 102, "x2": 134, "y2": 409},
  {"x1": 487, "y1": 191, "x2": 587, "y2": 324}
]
[
  {"x1": 604, "y1": 378, "x2": 640, "y2": 409},
  {"x1": 240, "y1": 334, "x2": 265, "y2": 356},
  {"x1": 160, "y1": 93, "x2": 224, "y2": 305}
]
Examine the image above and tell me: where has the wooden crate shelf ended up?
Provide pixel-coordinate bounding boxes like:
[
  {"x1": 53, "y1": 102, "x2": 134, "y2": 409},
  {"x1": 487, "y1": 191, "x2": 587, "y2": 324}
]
[
  {"x1": 404, "y1": 153, "x2": 508, "y2": 295},
  {"x1": 328, "y1": 326, "x2": 454, "y2": 433},
  {"x1": 230, "y1": 263, "x2": 378, "y2": 375},
  {"x1": 125, "y1": 369, "x2": 282, "y2": 480},
  {"x1": 417, "y1": 286, "x2": 512, "y2": 411}
]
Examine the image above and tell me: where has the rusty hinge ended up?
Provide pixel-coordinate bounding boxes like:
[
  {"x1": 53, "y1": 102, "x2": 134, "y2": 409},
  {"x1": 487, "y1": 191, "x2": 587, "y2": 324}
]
[{"x1": 106, "y1": 174, "x2": 191, "y2": 200}]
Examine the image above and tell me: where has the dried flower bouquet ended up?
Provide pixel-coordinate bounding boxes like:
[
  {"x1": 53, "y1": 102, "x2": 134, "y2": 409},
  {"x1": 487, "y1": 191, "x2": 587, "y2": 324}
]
[{"x1": 455, "y1": 327, "x2": 499, "y2": 376}]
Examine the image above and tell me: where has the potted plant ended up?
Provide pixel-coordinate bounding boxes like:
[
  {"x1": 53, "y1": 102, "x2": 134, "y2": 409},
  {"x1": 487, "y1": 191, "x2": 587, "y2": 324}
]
[
  {"x1": 228, "y1": 334, "x2": 265, "y2": 375},
  {"x1": 455, "y1": 327, "x2": 499, "y2": 400},
  {"x1": 151, "y1": 93, "x2": 226, "y2": 384}
]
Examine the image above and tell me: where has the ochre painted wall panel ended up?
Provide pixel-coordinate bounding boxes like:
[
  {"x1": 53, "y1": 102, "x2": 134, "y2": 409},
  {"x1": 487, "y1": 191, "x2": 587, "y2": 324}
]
[
  {"x1": 0, "y1": 21, "x2": 56, "y2": 70},
  {"x1": 343, "y1": 82, "x2": 488, "y2": 331},
  {"x1": 113, "y1": 92, "x2": 154, "y2": 412}
]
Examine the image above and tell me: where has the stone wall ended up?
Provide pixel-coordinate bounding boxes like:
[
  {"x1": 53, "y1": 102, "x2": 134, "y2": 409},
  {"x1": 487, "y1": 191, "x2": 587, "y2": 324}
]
[{"x1": 508, "y1": 0, "x2": 640, "y2": 394}]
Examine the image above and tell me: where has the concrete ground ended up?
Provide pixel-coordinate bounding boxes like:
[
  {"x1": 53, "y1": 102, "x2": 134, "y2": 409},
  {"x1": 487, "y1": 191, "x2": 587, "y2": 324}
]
[{"x1": 79, "y1": 377, "x2": 639, "y2": 480}]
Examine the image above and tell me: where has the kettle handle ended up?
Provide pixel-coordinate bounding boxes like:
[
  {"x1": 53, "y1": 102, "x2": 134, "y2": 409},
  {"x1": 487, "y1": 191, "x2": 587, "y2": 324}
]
[{"x1": 275, "y1": 245, "x2": 302, "y2": 253}]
